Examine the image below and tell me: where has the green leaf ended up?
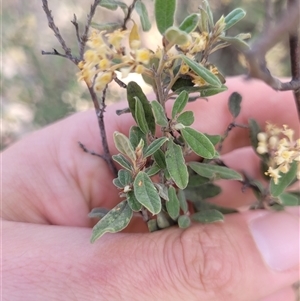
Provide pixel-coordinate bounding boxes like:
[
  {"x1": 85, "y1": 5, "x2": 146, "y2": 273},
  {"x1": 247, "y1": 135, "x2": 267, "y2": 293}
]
[
  {"x1": 147, "y1": 219, "x2": 159, "y2": 232},
  {"x1": 134, "y1": 1, "x2": 151, "y2": 31},
  {"x1": 155, "y1": 0, "x2": 176, "y2": 35},
  {"x1": 112, "y1": 154, "x2": 132, "y2": 171},
  {"x1": 228, "y1": 92, "x2": 242, "y2": 118},
  {"x1": 178, "y1": 215, "x2": 191, "y2": 228},
  {"x1": 177, "y1": 189, "x2": 188, "y2": 214},
  {"x1": 133, "y1": 171, "x2": 161, "y2": 214},
  {"x1": 127, "y1": 191, "x2": 142, "y2": 211},
  {"x1": 113, "y1": 131, "x2": 136, "y2": 161},
  {"x1": 187, "y1": 174, "x2": 210, "y2": 187},
  {"x1": 181, "y1": 55, "x2": 222, "y2": 87},
  {"x1": 165, "y1": 140, "x2": 189, "y2": 189},
  {"x1": 174, "y1": 85, "x2": 227, "y2": 97},
  {"x1": 193, "y1": 199, "x2": 237, "y2": 214},
  {"x1": 145, "y1": 163, "x2": 161, "y2": 177},
  {"x1": 91, "y1": 22, "x2": 122, "y2": 32},
  {"x1": 88, "y1": 207, "x2": 109, "y2": 219},
  {"x1": 144, "y1": 137, "x2": 168, "y2": 157},
  {"x1": 135, "y1": 96, "x2": 149, "y2": 134},
  {"x1": 179, "y1": 13, "x2": 200, "y2": 33},
  {"x1": 191, "y1": 209, "x2": 224, "y2": 223},
  {"x1": 248, "y1": 119, "x2": 261, "y2": 152},
  {"x1": 98, "y1": 0, "x2": 128, "y2": 13},
  {"x1": 189, "y1": 162, "x2": 243, "y2": 180},
  {"x1": 165, "y1": 27, "x2": 190, "y2": 45},
  {"x1": 203, "y1": 0, "x2": 214, "y2": 28},
  {"x1": 219, "y1": 35, "x2": 250, "y2": 51},
  {"x1": 270, "y1": 162, "x2": 298, "y2": 197},
  {"x1": 167, "y1": 186, "x2": 180, "y2": 220},
  {"x1": 157, "y1": 212, "x2": 173, "y2": 229},
  {"x1": 184, "y1": 183, "x2": 222, "y2": 202},
  {"x1": 176, "y1": 111, "x2": 194, "y2": 126},
  {"x1": 127, "y1": 82, "x2": 155, "y2": 135},
  {"x1": 154, "y1": 183, "x2": 169, "y2": 201},
  {"x1": 91, "y1": 201, "x2": 133, "y2": 242},
  {"x1": 204, "y1": 134, "x2": 221, "y2": 146},
  {"x1": 224, "y1": 8, "x2": 246, "y2": 30},
  {"x1": 113, "y1": 177, "x2": 124, "y2": 189},
  {"x1": 279, "y1": 192, "x2": 300, "y2": 206},
  {"x1": 172, "y1": 91, "x2": 189, "y2": 119},
  {"x1": 129, "y1": 126, "x2": 146, "y2": 150},
  {"x1": 118, "y1": 169, "x2": 132, "y2": 186},
  {"x1": 153, "y1": 149, "x2": 166, "y2": 169},
  {"x1": 181, "y1": 127, "x2": 215, "y2": 159},
  {"x1": 151, "y1": 100, "x2": 168, "y2": 127}
]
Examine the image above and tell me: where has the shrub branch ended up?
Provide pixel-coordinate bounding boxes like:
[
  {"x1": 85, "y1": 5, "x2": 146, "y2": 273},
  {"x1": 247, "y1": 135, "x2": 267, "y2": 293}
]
[{"x1": 41, "y1": 0, "x2": 118, "y2": 176}]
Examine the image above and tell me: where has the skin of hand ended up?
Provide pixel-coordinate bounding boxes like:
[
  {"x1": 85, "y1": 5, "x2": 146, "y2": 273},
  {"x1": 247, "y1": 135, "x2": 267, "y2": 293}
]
[{"x1": 2, "y1": 77, "x2": 299, "y2": 301}]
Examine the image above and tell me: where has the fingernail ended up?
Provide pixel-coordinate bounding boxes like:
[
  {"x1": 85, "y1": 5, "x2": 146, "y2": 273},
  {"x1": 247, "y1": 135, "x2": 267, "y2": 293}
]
[{"x1": 249, "y1": 211, "x2": 300, "y2": 271}]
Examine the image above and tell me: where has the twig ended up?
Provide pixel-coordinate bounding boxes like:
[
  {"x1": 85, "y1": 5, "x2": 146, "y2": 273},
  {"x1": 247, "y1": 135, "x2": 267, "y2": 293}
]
[
  {"x1": 41, "y1": 49, "x2": 70, "y2": 59},
  {"x1": 71, "y1": 14, "x2": 81, "y2": 44},
  {"x1": 122, "y1": 0, "x2": 138, "y2": 30},
  {"x1": 88, "y1": 85, "x2": 118, "y2": 177},
  {"x1": 78, "y1": 142, "x2": 105, "y2": 159},
  {"x1": 41, "y1": 0, "x2": 118, "y2": 176},
  {"x1": 288, "y1": 0, "x2": 300, "y2": 118},
  {"x1": 245, "y1": 1, "x2": 300, "y2": 91},
  {"x1": 41, "y1": 0, "x2": 79, "y2": 64},
  {"x1": 218, "y1": 122, "x2": 248, "y2": 153},
  {"x1": 79, "y1": 0, "x2": 101, "y2": 60}
]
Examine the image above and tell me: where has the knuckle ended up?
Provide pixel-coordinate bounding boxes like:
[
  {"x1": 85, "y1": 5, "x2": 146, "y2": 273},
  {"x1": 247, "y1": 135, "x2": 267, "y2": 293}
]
[{"x1": 169, "y1": 224, "x2": 243, "y2": 296}]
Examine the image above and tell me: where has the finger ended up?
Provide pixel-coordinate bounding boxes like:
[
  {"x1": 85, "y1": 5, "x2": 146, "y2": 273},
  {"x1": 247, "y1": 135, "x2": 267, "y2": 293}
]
[
  {"x1": 182, "y1": 77, "x2": 299, "y2": 154},
  {"x1": 205, "y1": 146, "x2": 263, "y2": 209},
  {"x1": 259, "y1": 286, "x2": 296, "y2": 301},
  {"x1": 4, "y1": 209, "x2": 299, "y2": 301}
]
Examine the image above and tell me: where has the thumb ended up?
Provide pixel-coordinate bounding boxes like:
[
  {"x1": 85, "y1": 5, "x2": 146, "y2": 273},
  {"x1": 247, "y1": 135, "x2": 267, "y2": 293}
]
[{"x1": 3, "y1": 210, "x2": 299, "y2": 301}]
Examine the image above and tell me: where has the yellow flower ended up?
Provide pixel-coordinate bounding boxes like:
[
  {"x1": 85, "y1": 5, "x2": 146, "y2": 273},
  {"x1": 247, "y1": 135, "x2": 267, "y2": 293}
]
[
  {"x1": 84, "y1": 49, "x2": 98, "y2": 66},
  {"x1": 192, "y1": 76, "x2": 206, "y2": 86},
  {"x1": 135, "y1": 48, "x2": 151, "y2": 65},
  {"x1": 87, "y1": 30, "x2": 105, "y2": 49},
  {"x1": 180, "y1": 63, "x2": 189, "y2": 74},
  {"x1": 108, "y1": 29, "x2": 128, "y2": 50},
  {"x1": 282, "y1": 125, "x2": 294, "y2": 142},
  {"x1": 99, "y1": 58, "x2": 111, "y2": 70},
  {"x1": 94, "y1": 71, "x2": 113, "y2": 91},
  {"x1": 135, "y1": 64, "x2": 145, "y2": 74},
  {"x1": 265, "y1": 167, "x2": 281, "y2": 184}
]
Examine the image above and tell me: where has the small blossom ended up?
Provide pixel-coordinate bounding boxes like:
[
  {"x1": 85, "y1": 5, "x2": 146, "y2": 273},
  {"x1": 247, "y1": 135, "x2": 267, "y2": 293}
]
[
  {"x1": 269, "y1": 135, "x2": 278, "y2": 148},
  {"x1": 135, "y1": 64, "x2": 145, "y2": 74},
  {"x1": 135, "y1": 48, "x2": 151, "y2": 65},
  {"x1": 192, "y1": 76, "x2": 206, "y2": 86},
  {"x1": 265, "y1": 167, "x2": 281, "y2": 184},
  {"x1": 256, "y1": 143, "x2": 268, "y2": 154},
  {"x1": 99, "y1": 58, "x2": 111, "y2": 70},
  {"x1": 257, "y1": 132, "x2": 267, "y2": 142},
  {"x1": 108, "y1": 29, "x2": 128, "y2": 50},
  {"x1": 180, "y1": 63, "x2": 189, "y2": 74},
  {"x1": 282, "y1": 125, "x2": 294, "y2": 142}
]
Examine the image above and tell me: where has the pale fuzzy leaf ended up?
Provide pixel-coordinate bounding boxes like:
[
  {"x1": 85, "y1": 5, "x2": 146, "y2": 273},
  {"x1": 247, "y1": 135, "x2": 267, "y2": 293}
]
[
  {"x1": 191, "y1": 209, "x2": 224, "y2": 223},
  {"x1": 165, "y1": 140, "x2": 189, "y2": 189},
  {"x1": 188, "y1": 162, "x2": 243, "y2": 180},
  {"x1": 91, "y1": 201, "x2": 133, "y2": 242},
  {"x1": 172, "y1": 90, "x2": 189, "y2": 119},
  {"x1": 134, "y1": 171, "x2": 161, "y2": 214},
  {"x1": 167, "y1": 186, "x2": 180, "y2": 220},
  {"x1": 181, "y1": 55, "x2": 222, "y2": 87},
  {"x1": 113, "y1": 131, "x2": 136, "y2": 161},
  {"x1": 181, "y1": 127, "x2": 215, "y2": 159},
  {"x1": 155, "y1": 0, "x2": 176, "y2": 34}
]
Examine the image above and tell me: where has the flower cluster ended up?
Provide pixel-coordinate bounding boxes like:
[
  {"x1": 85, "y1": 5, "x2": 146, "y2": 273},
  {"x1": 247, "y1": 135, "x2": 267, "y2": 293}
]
[
  {"x1": 256, "y1": 123, "x2": 300, "y2": 184},
  {"x1": 77, "y1": 25, "x2": 152, "y2": 91},
  {"x1": 77, "y1": 20, "x2": 222, "y2": 93}
]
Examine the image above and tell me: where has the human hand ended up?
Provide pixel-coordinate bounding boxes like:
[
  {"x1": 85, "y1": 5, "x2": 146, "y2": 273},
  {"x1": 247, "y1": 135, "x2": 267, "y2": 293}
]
[{"x1": 3, "y1": 77, "x2": 299, "y2": 301}]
